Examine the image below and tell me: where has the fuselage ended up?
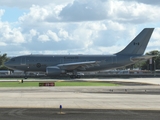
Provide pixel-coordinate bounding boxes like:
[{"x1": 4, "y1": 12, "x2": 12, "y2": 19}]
[{"x1": 5, "y1": 54, "x2": 134, "y2": 73}]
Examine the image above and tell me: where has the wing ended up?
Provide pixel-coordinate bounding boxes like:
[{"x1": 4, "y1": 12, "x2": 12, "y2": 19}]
[{"x1": 57, "y1": 61, "x2": 100, "y2": 70}]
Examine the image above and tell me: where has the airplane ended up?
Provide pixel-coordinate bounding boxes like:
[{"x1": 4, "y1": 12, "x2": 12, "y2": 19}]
[{"x1": 5, "y1": 28, "x2": 154, "y2": 78}]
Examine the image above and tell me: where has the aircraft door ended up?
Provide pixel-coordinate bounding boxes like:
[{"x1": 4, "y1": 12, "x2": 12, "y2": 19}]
[{"x1": 21, "y1": 57, "x2": 26, "y2": 65}]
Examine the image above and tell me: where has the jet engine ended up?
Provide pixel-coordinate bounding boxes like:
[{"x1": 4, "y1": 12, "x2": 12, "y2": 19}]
[{"x1": 46, "y1": 66, "x2": 65, "y2": 76}]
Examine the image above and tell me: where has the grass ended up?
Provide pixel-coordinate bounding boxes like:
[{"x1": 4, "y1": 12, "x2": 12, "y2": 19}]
[
  {"x1": 55, "y1": 81, "x2": 118, "y2": 86},
  {"x1": 0, "y1": 81, "x2": 119, "y2": 87},
  {"x1": 0, "y1": 82, "x2": 39, "y2": 87}
]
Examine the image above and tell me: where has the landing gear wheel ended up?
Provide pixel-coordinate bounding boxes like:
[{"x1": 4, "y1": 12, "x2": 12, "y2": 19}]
[{"x1": 24, "y1": 71, "x2": 28, "y2": 79}]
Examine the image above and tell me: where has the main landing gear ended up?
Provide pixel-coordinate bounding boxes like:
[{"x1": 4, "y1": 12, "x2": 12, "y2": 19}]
[
  {"x1": 24, "y1": 71, "x2": 28, "y2": 79},
  {"x1": 69, "y1": 70, "x2": 82, "y2": 79}
]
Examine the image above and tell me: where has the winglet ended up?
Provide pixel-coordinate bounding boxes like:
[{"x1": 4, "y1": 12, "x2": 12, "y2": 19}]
[{"x1": 116, "y1": 28, "x2": 154, "y2": 55}]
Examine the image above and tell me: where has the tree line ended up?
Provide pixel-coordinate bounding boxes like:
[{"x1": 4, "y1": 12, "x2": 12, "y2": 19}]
[
  {"x1": 0, "y1": 53, "x2": 9, "y2": 70},
  {"x1": 125, "y1": 50, "x2": 160, "y2": 70},
  {"x1": 141, "y1": 50, "x2": 160, "y2": 70}
]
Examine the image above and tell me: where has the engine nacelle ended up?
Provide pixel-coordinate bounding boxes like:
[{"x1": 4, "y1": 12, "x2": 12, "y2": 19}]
[{"x1": 46, "y1": 66, "x2": 65, "y2": 76}]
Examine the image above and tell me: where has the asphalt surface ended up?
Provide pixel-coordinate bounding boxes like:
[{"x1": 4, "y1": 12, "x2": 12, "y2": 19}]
[
  {"x1": 0, "y1": 108, "x2": 160, "y2": 120},
  {"x1": 1, "y1": 78, "x2": 160, "y2": 120}
]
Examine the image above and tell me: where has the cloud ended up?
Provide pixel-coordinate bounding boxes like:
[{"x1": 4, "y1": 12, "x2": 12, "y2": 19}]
[
  {"x1": 68, "y1": 22, "x2": 107, "y2": 49},
  {"x1": 148, "y1": 28, "x2": 160, "y2": 48},
  {"x1": 121, "y1": 0, "x2": 160, "y2": 5},
  {"x1": 0, "y1": 22, "x2": 25, "y2": 44},
  {"x1": 0, "y1": 0, "x2": 160, "y2": 56},
  {"x1": 0, "y1": 42, "x2": 7, "y2": 46},
  {"x1": 37, "y1": 30, "x2": 60, "y2": 42},
  {"x1": 19, "y1": 5, "x2": 53, "y2": 23},
  {"x1": 18, "y1": 0, "x2": 160, "y2": 24},
  {"x1": 107, "y1": 1, "x2": 160, "y2": 24},
  {"x1": 38, "y1": 34, "x2": 50, "y2": 42},
  {"x1": 0, "y1": 0, "x2": 73, "y2": 8},
  {"x1": 58, "y1": 29, "x2": 69, "y2": 39},
  {"x1": 60, "y1": 0, "x2": 160, "y2": 24},
  {"x1": 0, "y1": 9, "x2": 5, "y2": 18},
  {"x1": 47, "y1": 30, "x2": 60, "y2": 42},
  {"x1": 59, "y1": 0, "x2": 107, "y2": 21},
  {"x1": 30, "y1": 29, "x2": 38, "y2": 37}
]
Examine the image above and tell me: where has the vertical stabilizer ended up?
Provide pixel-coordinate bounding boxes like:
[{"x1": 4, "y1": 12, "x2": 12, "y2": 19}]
[{"x1": 116, "y1": 28, "x2": 154, "y2": 55}]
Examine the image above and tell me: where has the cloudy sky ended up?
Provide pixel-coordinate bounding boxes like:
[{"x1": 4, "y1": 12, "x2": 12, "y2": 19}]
[{"x1": 0, "y1": 0, "x2": 160, "y2": 56}]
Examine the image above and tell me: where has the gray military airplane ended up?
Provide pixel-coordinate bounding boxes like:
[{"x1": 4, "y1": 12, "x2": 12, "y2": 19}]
[{"x1": 5, "y1": 28, "x2": 154, "y2": 78}]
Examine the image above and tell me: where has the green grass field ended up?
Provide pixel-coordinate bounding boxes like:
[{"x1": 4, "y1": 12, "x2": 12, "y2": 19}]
[{"x1": 0, "y1": 81, "x2": 119, "y2": 87}]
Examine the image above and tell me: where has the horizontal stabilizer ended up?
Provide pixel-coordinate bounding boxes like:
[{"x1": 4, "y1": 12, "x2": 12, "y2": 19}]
[{"x1": 130, "y1": 55, "x2": 156, "y2": 62}]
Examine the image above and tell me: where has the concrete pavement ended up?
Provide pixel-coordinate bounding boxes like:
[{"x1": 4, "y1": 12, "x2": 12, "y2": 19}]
[{"x1": 0, "y1": 86, "x2": 160, "y2": 110}]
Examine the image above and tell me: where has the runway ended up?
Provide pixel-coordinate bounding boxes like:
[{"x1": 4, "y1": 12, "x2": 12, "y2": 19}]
[
  {"x1": 1, "y1": 108, "x2": 160, "y2": 120},
  {"x1": 1, "y1": 78, "x2": 160, "y2": 119}
]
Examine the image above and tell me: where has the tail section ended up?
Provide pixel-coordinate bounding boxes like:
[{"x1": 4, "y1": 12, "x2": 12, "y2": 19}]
[{"x1": 116, "y1": 28, "x2": 154, "y2": 55}]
